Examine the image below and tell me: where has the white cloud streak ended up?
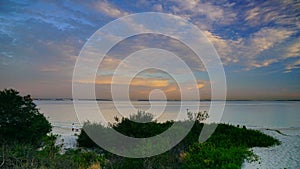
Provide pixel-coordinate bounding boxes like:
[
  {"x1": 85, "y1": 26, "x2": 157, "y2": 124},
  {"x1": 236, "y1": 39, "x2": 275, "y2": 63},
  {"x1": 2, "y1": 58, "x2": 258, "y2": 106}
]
[{"x1": 93, "y1": 1, "x2": 129, "y2": 18}]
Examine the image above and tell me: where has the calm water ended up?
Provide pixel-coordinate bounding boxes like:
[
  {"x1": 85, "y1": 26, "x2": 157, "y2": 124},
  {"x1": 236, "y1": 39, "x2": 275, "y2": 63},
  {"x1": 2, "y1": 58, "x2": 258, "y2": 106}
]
[{"x1": 35, "y1": 100, "x2": 300, "y2": 129}]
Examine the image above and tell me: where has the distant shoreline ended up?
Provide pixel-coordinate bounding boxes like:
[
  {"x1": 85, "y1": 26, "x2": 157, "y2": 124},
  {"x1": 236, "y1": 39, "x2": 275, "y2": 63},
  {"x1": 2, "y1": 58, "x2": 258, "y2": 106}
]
[{"x1": 34, "y1": 98, "x2": 300, "y2": 101}]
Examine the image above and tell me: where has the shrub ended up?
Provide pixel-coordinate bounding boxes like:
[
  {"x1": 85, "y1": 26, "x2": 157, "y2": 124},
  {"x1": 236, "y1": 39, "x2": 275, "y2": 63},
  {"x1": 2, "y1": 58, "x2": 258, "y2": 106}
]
[
  {"x1": 0, "y1": 89, "x2": 51, "y2": 147},
  {"x1": 182, "y1": 142, "x2": 257, "y2": 169},
  {"x1": 77, "y1": 111, "x2": 280, "y2": 169}
]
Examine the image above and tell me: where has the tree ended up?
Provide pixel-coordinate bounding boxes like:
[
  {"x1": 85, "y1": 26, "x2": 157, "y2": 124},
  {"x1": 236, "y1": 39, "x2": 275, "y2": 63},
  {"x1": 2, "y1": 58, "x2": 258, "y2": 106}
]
[{"x1": 0, "y1": 89, "x2": 51, "y2": 146}]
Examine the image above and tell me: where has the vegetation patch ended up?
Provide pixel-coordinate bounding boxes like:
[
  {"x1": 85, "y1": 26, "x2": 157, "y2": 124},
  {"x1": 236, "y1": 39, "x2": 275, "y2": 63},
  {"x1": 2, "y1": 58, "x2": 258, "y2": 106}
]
[{"x1": 78, "y1": 111, "x2": 280, "y2": 169}]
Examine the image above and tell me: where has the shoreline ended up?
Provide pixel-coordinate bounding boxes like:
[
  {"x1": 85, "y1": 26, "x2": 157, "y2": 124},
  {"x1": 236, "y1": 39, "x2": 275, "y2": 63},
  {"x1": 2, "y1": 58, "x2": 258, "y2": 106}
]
[{"x1": 52, "y1": 125, "x2": 81, "y2": 153}]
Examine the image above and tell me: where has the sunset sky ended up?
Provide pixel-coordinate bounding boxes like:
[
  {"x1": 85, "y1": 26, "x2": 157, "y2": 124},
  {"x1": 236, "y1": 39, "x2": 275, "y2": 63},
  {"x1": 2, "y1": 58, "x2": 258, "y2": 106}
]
[{"x1": 0, "y1": 0, "x2": 299, "y2": 100}]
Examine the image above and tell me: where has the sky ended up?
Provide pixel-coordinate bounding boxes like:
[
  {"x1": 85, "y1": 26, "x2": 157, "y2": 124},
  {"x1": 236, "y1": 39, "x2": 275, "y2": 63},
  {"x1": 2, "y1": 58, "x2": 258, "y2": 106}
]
[{"x1": 0, "y1": 0, "x2": 299, "y2": 100}]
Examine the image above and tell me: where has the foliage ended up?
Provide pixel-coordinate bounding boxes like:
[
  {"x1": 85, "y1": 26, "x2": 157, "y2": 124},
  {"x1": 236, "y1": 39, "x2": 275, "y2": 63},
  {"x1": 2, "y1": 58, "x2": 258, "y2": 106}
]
[
  {"x1": 0, "y1": 89, "x2": 106, "y2": 168},
  {"x1": 207, "y1": 123, "x2": 280, "y2": 148},
  {"x1": 129, "y1": 110, "x2": 155, "y2": 123},
  {"x1": 187, "y1": 110, "x2": 209, "y2": 122},
  {"x1": 0, "y1": 135, "x2": 105, "y2": 169},
  {"x1": 0, "y1": 89, "x2": 51, "y2": 146},
  {"x1": 182, "y1": 142, "x2": 257, "y2": 169},
  {"x1": 183, "y1": 142, "x2": 258, "y2": 168},
  {"x1": 77, "y1": 111, "x2": 280, "y2": 169}
]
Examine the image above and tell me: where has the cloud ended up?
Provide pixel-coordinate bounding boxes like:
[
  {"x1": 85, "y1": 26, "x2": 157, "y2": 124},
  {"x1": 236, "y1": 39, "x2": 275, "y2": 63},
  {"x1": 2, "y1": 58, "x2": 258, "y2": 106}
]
[
  {"x1": 76, "y1": 74, "x2": 209, "y2": 97},
  {"x1": 164, "y1": 85, "x2": 178, "y2": 93},
  {"x1": 285, "y1": 38, "x2": 300, "y2": 58},
  {"x1": 245, "y1": 6, "x2": 279, "y2": 26},
  {"x1": 203, "y1": 30, "x2": 238, "y2": 64},
  {"x1": 152, "y1": 4, "x2": 163, "y2": 12},
  {"x1": 172, "y1": 0, "x2": 224, "y2": 21},
  {"x1": 197, "y1": 83, "x2": 205, "y2": 89},
  {"x1": 249, "y1": 28, "x2": 293, "y2": 54},
  {"x1": 245, "y1": 7, "x2": 260, "y2": 24},
  {"x1": 248, "y1": 59, "x2": 278, "y2": 69},
  {"x1": 0, "y1": 1, "x2": 96, "y2": 33},
  {"x1": 77, "y1": 75, "x2": 170, "y2": 87},
  {"x1": 99, "y1": 57, "x2": 123, "y2": 73},
  {"x1": 243, "y1": 0, "x2": 299, "y2": 29},
  {"x1": 169, "y1": 0, "x2": 237, "y2": 25},
  {"x1": 285, "y1": 59, "x2": 300, "y2": 73},
  {"x1": 131, "y1": 78, "x2": 169, "y2": 87},
  {"x1": 203, "y1": 26, "x2": 297, "y2": 72},
  {"x1": 40, "y1": 65, "x2": 60, "y2": 72},
  {"x1": 93, "y1": 1, "x2": 129, "y2": 18},
  {"x1": 242, "y1": 28, "x2": 294, "y2": 70}
]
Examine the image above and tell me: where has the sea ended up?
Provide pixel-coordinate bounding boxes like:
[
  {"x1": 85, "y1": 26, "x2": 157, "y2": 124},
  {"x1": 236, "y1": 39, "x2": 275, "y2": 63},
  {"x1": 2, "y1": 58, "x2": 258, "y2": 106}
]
[{"x1": 35, "y1": 100, "x2": 300, "y2": 130}]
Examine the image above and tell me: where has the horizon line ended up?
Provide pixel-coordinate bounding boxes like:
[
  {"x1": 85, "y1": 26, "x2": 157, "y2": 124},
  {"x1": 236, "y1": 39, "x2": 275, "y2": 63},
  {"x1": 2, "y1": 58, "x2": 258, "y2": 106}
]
[{"x1": 33, "y1": 98, "x2": 300, "y2": 101}]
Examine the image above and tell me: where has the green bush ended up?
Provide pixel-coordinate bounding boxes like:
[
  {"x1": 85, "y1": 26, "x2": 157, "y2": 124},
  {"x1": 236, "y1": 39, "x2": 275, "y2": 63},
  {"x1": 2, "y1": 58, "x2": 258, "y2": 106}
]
[
  {"x1": 0, "y1": 135, "x2": 105, "y2": 169},
  {"x1": 0, "y1": 89, "x2": 103, "y2": 168},
  {"x1": 0, "y1": 89, "x2": 51, "y2": 146},
  {"x1": 182, "y1": 142, "x2": 257, "y2": 169},
  {"x1": 77, "y1": 112, "x2": 280, "y2": 169}
]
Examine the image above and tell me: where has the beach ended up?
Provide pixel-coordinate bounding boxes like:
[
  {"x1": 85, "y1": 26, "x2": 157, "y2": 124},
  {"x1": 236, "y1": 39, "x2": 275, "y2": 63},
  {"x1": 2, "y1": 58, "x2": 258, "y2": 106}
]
[{"x1": 242, "y1": 128, "x2": 300, "y2": 169}]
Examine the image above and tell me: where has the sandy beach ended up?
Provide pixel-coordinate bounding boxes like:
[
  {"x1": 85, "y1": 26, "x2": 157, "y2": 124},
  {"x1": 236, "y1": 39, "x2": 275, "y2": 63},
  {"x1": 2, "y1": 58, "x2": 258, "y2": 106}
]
[{"x1": 242, "y1": 128, "x2": 300, "y2": 169}]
